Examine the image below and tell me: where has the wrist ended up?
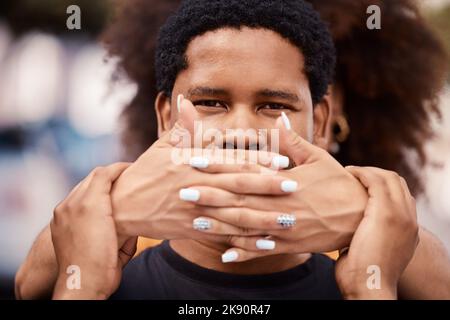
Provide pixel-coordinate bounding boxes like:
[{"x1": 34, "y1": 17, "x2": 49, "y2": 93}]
[
  {"x1": 53, "y1": 264, "x2": 115, "y2": 300},
  {"x1": 337, "y1": 268, "x2": 398, "y2": 300},
  {"x1": 53, "y1": 274, "x2": 110, "y2": 300},
  {"x1": 340, "y1": 278, "x2": 397, "y2": 300},
  {"x1": 111, "y1": 192, "x2": 135, "y2": 239},
  {"x1": 344, "y1": 287, "x2": 397, "y2": 300}
]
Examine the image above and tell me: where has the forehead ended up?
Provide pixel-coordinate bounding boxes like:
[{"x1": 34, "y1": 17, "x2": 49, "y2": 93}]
[{"x1": 180, "y1": 27, "x2": 309, "y2": 94}]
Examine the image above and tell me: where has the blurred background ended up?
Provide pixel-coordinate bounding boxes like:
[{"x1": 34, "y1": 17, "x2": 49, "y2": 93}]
[{"x1": 0, "y1": 0, "x2": 449, "y2": 299}]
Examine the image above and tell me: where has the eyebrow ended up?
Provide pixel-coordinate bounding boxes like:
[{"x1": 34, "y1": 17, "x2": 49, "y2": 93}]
[
  {"x1": 187, "y1": 86, "x2": 300, "y2": 103},
  {"x1": 256, "y1": 89, "x2": 300, "y2": 103},
  {"x1": 187, "y1": 86, "x2": 228, "y2": 98}
]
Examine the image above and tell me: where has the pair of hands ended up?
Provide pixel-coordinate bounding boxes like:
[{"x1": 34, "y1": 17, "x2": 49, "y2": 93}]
[
  {"x1": 50, "y1": 96, "x2": 419, "y2": 299},
  {"x1": 113, "y1": 97, "x2": 366, "y2": 255}
]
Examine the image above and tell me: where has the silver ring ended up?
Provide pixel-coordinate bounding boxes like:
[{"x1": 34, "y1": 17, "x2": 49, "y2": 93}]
[
  {"x1": 193, "y1": 218, "x2": 212, "y2": 231},
  {"x1": 277, "y1": 214, "x2": 296, "y2": 228}
]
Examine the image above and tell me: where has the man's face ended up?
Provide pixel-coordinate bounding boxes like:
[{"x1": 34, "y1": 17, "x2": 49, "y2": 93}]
[{"x1": 157, "y1": 27, "x2": 330, "y2": 149}]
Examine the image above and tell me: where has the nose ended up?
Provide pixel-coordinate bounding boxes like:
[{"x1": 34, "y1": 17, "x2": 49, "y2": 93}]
[{"x1": 220, "y1": 106, "x2": 265, "y2": 150}]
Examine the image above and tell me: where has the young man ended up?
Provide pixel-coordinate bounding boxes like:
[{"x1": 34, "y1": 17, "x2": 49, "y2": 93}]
[{"x1": 15, "y1": 0, "x2": 448, "y2": 300}]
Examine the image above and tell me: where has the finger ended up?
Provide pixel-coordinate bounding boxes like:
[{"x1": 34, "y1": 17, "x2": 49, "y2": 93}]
[
  {"x1": 361, "y1": 168, "x2": 417, "y2": 221},
  {"x1": 221, "y1": 247, "x2": 275, "y2": 263},
  {"x1": 189, "y1": 150, "x2": 290, "y2": 172},
  {"x1": 118, "y1": 236, "x2": 138, "y2": 267},
  {"x1": 179, "y1": 186, "x2": 244, "y2": 207},
  {"x1": 192, "y1": 217, "x2": 268, "y2": 236},
  {"x1": 154, "y1": 94, "x2": 199, "y2": 148},
  {"x1": 275, "y1": 113, "x2": 324, "y2": 165},
  {"x1": 202, "y1": 173, "x2": 298, "y2": 195},
  {"x1": 86, "y1": 162, "x2": 131, "y2": 195},
  {"x1": 357, "y1": 166, "x2": 407, "y2": 203},
  {"x1": 179, "y1": 186, "x2": 297, "y2": 209},
  {"x1": 65, "y1": 177, "x2": 90, "y2": 201},
  {"x1": 200, "y1": 207, "x2": 296, "y2": 230},
  {"x1": 226, "y1": 235, "x2": 279, "y2": 252},
  {"x1": 345, "y1": 166, "x2": 391, "y2": 199}
]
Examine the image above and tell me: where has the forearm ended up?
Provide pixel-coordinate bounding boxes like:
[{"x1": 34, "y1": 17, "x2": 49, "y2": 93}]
[
  {"x1": 15, "y1": 225, "x2": 58, "y2": 299},
  {"x1": 398, "y1": 227, "x2": 450, "y2": 299}
]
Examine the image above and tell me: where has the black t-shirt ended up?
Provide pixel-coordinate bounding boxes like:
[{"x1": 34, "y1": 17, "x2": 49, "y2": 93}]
[{"x1": 111, "y1": 241, "x2": 342, "y2": 299}]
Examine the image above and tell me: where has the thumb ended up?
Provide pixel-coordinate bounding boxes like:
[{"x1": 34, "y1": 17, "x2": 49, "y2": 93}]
[
  {"x1": 275, "y1": 112, "x2": 323, "y2": 165},
  {"x1": 154, "y1": 94, "x2": 199, "y2": 148},
  {"x1": 118, "y1": 236, "x2": 138, "y2": 268}
]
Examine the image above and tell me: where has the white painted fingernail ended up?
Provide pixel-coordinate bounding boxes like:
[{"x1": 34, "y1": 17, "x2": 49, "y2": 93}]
[
  {"x1": 193, "y1": 218, "x2": 211, "y2": 230},
  {"x1": 179, "y1": 188, "x2": 200, "y2": 202},
  {"x1": 222, "y1": 251, "x2": 239, "y2": 263},
  {"x1": 256, "y1": 239, "x2": 276, "y2": 250},
  {"x1": 177, "y1": 94, "x2": 183, "y2": 113},
  {"x1": 189, "y1": 157, "x2": 209, "y2": 169},
  {"x1": 271, "y1": 155, "x2": 290, "y2": 169},
  {"x1": 281, "y1": 180, "x2": 298, "y2": 193},
  {"x1": 281, "y1": 112, "x2": 291, "y2": 130}
]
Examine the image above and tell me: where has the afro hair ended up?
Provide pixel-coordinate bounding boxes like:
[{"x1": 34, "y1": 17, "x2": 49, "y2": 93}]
[{"x1": 155, "y1": 0, "x2": 336, "y2": 105}]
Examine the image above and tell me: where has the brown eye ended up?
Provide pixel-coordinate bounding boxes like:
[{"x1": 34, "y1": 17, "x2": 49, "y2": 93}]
[
  {"x1": 194, "y1": 100, "x2": 227, "y2": 109},
  {"x1": 258, "y1": 103, "x2": 290, "y2": 110}
]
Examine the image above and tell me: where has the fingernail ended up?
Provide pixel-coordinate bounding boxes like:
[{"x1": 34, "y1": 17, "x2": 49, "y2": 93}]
[
  {"x1": 222, "y1": 251, "x2": 239, "y2": 263},
  {"x1": 281, "y1": 112, "x2": 291, "y2": 130},
  {"x1": 189, "y1": 156, "x2": 209, "y2": 169},
  {"x1": 277, "y1": 214, "x2": 297, "y2": 228},
  {"x1": 271, "y1": 155, "x2": 290, "y2": 169},
  {"x1": 177, "y1": 94, "x2": 184, "y2": 113},
  {"x1": 179, "y1": 188, "x2": 200, "y2": 202},
  {"x1": 281, "y1": 180, "x2": 298, "y2": 193},
  {"x1": 193, "y1": 218, "x2": 211, "y2": 231},
  {"x1": 256, "y1": 239, "x2": 276, "y2": 250}
]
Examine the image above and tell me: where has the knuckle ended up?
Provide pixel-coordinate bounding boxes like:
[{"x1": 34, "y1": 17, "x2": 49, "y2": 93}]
[
  {"x1": 262, "y1": 214, "x2": 274, "y2": 228},
  {"x1": 383, "y1": 211, "x2": 402, "y2": 225},
  {"x1": 235, "y1": 211, "x2": 246, "y2": 226},
  {"x1": 290, "y1": 134, "x2": 304, "y2": 149},
  {"x1": 239, "y1": 227, "x2": 252, "y2": 236},
  {"x1": 91, "y1": 166, "x2": 106, "y2": 178},
  {"x1": 226, "y1": 235, "x2": 239, "y2": 246},
  {"x1": 78, "y1": 201, "x2": 91, "y2": 214},
  {"x1": 376, "y1": 176, "x2": 389, "y2": 191},
  {"x1": 53, "y1": 203, "x2": 65, "y2": 221},
  {"x1": 233, "y1": 194, "x2": 246, "y2": 208},
  {"x1": 410, "y1": 196, "x2": 416, "y2": 207},
  {"x1": 389, "y1": 171, "x2": 400, "y2": 182}
]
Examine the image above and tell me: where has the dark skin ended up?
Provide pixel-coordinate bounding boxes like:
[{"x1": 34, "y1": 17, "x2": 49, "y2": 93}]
[
  {"x1": 157, "y1": 27, "x2": 328, "y2": 274},
  {"x1": 17, "y1": 27, "x2": 447, "y2": 300}
]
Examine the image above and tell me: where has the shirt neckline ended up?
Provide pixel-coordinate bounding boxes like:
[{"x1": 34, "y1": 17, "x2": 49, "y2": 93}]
[{"x1": 156, "y1": 240, "x2": 319, "y2": 289}]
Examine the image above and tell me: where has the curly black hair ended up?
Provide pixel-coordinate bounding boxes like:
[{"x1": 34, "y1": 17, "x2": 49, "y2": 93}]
[
  {"x1": 154, "y1": 0, "x2": 335, "y2": 105},
  {"x1": 308, "y1": 0, "x2": 448, "y2": 195}
]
